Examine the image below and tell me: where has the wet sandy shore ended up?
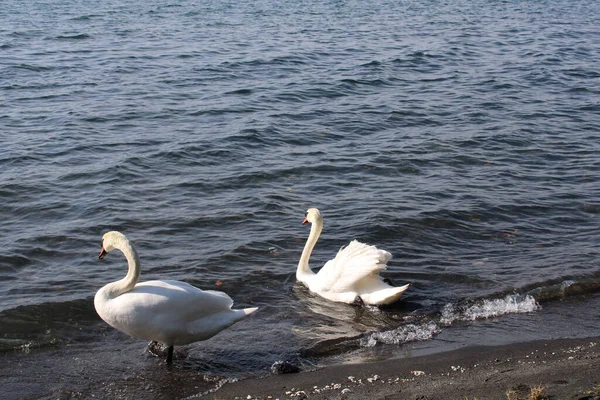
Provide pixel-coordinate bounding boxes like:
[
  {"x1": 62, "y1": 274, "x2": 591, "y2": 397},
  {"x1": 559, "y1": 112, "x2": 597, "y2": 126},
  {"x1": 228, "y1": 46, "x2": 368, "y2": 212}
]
[
  {"x1": 2, "y1": 335, "x2": 598, "y2": 399},
  {"x1": 209, "y1": 336, "x2": 600, "y2": 400}
]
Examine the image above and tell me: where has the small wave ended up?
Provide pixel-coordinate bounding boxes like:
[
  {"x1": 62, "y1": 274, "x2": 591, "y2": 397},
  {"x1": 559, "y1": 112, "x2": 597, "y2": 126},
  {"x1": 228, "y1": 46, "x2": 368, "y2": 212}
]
[
  {"x1": 339, "y1": 78, "x2": 389, "y2": 87},
  {"x1": 361, "y1": 295, "x2": 541, "y2": 349},
  {"x1": 13, "y1": 64, "x2": 52, "y2": 72},
  {"x1": 526, "y1": 279, "x2": 600, "y2": 302},
  {"x1": 583, "y1": 203, "x2": 600, "y2": 214},
  {"x1": 360, "y1": 322, "x2": 441, "y2": 348},
  {"x1": 0, "y1": 298, "x2": 99, "y2": 353},
  {"x1": 0, "y1": 254, "x2": 32, "y2": 271},
  {"x1": 55, "y1": 34, "x2": 91, "y2": 40},
  {"x1": 70, "y1": 14, "x2": 103, "y2": 21},
  {"x1": 224, "y1": 88, "x2": 253, "y2": 95},
  {"x1": 440, "y1": 294, "x2": 540, "y2": 325}
]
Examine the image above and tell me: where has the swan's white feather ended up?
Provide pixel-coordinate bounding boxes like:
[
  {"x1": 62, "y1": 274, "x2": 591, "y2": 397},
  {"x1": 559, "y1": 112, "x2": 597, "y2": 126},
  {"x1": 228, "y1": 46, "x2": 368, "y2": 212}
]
[
  {"x1": 95, "y1": 280, "x2": 254, "y2": 346},
  {"x1": 297, "y1": 208, "x2": 409, "y2": 305},
  {"x1": 317, "y1": 240, "x2": 391, "y2": 293},
  {"x1": 94, "y1": 231, "x2": 257, "y2": 351}
]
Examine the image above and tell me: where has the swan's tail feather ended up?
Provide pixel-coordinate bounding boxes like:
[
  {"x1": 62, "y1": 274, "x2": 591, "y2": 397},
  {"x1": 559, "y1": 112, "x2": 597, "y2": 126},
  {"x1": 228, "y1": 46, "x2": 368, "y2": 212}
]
[
  {"x1": 242, "y1": 307, "x2": 258, "y2": 316},
  {"x1": 361, "y1": 283, "x2": 410, "y2": 306},
  {"x1": 226, "y1": 306, "x2": 258, "y2": 325}
]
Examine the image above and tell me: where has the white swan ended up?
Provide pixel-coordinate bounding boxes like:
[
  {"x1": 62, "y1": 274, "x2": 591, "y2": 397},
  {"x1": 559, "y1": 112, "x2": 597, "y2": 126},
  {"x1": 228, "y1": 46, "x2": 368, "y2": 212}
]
[
  {"x1": 94, "y1": 231, "x2": 258, "y2": 364},
  {"x1": 297, "y1": 208, "x2": 409, "y2": 306}
]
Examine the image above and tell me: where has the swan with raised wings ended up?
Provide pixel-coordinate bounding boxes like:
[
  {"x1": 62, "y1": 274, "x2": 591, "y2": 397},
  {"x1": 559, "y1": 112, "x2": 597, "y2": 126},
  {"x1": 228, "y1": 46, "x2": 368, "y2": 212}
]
[
  {"x1": 297, "y1": 208, "x2": 409, "y2": 305},
  {"x1": 94, "y1": 231, "x2": 257, "y2": 364}
]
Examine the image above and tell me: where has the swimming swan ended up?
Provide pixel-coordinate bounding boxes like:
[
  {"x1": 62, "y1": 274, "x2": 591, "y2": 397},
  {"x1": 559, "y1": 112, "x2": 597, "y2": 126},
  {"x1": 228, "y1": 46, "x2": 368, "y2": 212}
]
[
  {"x1": 297, "y1": 208, "x2": 409, "y2": 306},
  {"x1": 94, "y1": 231, "x2": 258, "y2": 364}
]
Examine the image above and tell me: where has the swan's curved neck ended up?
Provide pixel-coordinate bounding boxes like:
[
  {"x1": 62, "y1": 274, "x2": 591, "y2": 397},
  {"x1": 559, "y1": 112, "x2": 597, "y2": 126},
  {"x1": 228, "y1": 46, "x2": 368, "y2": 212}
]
[
  {"x1": 297, "y1": 219, "x2": 323, "y2": 280},
  {"x1": 105, "y1": 240, "x2": 141, "y2": 298}
]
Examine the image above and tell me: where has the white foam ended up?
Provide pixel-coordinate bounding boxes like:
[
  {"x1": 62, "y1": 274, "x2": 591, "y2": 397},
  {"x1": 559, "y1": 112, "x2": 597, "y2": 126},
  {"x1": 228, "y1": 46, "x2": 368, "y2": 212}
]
[
  {"x1": 360, "y1": 322, "x2": 441, "y2": 348},
  {"x1": 441, "y1": 294, "x2": 540, "y2": 325},
  {"x1": 440, "y1": 303, "x2": 458, "y2": 325},
  {"x1": 361, "y1": 295, "x2": 540, "y2": 348}
]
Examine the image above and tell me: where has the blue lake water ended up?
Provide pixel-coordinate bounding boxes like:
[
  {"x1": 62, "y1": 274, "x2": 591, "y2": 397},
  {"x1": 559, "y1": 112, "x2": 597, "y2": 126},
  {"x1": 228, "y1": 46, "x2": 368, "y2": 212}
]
[{"x1": 1, "y1": 0, "x2": 599, "y2": 398}]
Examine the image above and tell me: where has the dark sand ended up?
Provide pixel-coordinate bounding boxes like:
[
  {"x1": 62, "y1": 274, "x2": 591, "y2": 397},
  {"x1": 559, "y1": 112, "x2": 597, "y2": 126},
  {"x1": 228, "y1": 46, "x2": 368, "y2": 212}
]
[
  {"x1": 209, "y1": 336, "x2": 600, "y2": 400},
  {"x1": 2, "y1": 336, "x2": 598, "y2": 399}
]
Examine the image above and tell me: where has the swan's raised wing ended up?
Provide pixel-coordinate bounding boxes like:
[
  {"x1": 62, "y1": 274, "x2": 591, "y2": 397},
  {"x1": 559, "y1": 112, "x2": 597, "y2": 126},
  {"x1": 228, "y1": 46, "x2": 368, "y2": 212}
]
[{"x1": 317, "y1": 240, "x2": 392, "y2": 293}]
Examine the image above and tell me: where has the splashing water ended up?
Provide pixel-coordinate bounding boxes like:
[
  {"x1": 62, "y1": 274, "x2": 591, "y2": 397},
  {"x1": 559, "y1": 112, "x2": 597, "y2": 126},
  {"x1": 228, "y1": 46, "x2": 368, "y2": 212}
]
[
  {"x1": 361, "y1": 295, "x2": 539, "y2": 348},
  {"x1": 440, "y1": 295, "x2": 540, "y2": 325},
  {"x1": 360, "y1": 322, "x2": 441, "y2": 348}
]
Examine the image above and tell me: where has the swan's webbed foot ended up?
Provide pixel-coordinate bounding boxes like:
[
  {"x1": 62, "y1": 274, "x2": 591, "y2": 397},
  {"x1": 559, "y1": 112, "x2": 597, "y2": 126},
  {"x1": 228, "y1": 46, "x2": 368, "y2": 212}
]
[
  {"x1": 147, "y1": 341, "x2": 174, "y2": 365},
  {"x1": 166, "y1": 345, "x2": 174, "y2": 365},
  {"x1": 147, "y1": 341, "x2": 162, "y2": 358}
]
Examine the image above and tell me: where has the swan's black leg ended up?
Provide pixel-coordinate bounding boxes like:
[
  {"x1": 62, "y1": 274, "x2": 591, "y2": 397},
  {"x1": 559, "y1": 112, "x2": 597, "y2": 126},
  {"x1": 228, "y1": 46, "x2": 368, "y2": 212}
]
[
  {"x1": 383, "y1": 277, "x2": 394, "y2": 286},
  {"x1": 166, "y1": 345, "x2": 174, "y2": 364},
  {"x1": 353, "y1": 296, "x2": 365, "y2": 307}
]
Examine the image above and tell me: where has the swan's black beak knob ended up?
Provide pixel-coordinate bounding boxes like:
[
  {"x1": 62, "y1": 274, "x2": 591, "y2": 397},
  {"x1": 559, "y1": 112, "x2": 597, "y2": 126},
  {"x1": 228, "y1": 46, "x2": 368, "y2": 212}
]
[{"x1": 99, "y1": 247, "x2": 108, "y2": 259}]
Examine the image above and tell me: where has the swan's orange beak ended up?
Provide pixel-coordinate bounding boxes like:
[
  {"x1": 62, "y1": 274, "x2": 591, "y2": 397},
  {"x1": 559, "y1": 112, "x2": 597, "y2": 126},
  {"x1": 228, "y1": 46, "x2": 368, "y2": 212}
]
[
  {"x1": 99, "y1": 246, "x2": 107, "y2": 259},
  {"x1": 302, "y1": 218, "x2": 309, "y2": 225}
]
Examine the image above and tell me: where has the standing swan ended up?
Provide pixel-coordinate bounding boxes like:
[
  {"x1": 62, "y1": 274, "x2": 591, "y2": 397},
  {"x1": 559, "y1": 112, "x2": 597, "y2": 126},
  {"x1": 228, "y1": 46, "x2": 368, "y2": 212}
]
[
  {"x1": 94, "y1": 231, "x2": 258, "y2": 364},
  {"x1": 297, "y1": 208, "x2": 409, "y2": 306}
]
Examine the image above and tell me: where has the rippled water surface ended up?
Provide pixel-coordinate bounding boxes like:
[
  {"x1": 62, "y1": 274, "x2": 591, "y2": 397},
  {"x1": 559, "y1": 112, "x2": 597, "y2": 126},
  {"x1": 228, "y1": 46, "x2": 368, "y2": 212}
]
[{"x1": 1, "y1": 0, "x2": 600, "y2": 398}]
